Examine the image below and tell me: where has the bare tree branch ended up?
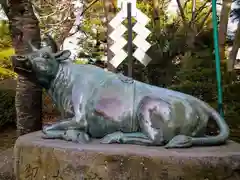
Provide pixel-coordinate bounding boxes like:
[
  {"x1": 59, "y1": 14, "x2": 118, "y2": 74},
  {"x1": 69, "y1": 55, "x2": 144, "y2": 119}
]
[
  {"x1": 193, "y1": 0, "x2": 211, "y2": 20},
  {"x1": 66, "y1": 0, "x2": 100, "y2": 38},
  {"x1": 191, "y1": 0, "x2": 196, "y2": 22},
  {"x1": 196, "y1": 7, "x2": 212, "y2": 35},
  {"x1": 176, "y1": 0, "x2": 188, "y2": 28},
  {"x1": 183, "y1": 0, "x2": 191, "y2": 9}
]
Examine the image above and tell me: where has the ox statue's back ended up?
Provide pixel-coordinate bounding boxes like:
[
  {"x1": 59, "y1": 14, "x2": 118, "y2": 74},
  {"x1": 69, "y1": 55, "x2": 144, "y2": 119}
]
[{"x1": 12, "y1": 36, "x2": 229, "y2": 148}]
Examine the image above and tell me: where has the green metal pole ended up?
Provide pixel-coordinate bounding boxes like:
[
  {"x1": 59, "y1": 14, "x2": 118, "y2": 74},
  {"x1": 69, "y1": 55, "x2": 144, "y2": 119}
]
[{"x1": 211, "y1": 0, "x2": 224, "y2": 117}]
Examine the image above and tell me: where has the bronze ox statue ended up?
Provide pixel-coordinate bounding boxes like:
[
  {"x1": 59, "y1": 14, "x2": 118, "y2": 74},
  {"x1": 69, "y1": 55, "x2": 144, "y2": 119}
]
[{"x1": 12, "y1": 36, "x2": 229, "y2": 148}]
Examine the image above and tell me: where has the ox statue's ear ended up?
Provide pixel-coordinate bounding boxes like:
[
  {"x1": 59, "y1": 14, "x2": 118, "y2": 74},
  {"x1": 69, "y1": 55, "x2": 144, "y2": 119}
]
[{"x1": 54, "y1": 50, "x2": 71, "y2": 62}]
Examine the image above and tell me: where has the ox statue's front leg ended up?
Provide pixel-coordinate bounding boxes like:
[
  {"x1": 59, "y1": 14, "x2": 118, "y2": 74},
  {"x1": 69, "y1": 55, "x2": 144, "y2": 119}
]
[
  {"x1": 42, "y1": 83, "x2": 90, "y2": 143},
  {"x1": 71, "y1": 83, "x2": 88, "y2": 128},
  {"x1": 60, "y1": 83, "x2": 90, "y2": 143},
  {"x1": 42, "y1": 119, "x2": 90, "y2": 143}
]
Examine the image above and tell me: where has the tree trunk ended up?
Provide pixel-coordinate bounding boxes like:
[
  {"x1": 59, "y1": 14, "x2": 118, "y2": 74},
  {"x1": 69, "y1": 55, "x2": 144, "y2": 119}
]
[
  {"x1": 176, "y1": 0, "x2": 195, "y2": 49},
  {"x1": 187, "y1": 0, "x2": 197, "y2": 49},
  {"x1": 103, "y1": 0, "x2": 117, "y2": 72},
  {"x1": 228, "y1": 20, "x2": 240, "y2": 71},
  {"x1": 218, "y1": 0, "x2": 232, "y2": 62},
  {"x1": 152, "y1": 0, "x2": 160, "y2": 38},
  {"x1": 7, "y1": 0, "x2": 42, "y2": 136}
]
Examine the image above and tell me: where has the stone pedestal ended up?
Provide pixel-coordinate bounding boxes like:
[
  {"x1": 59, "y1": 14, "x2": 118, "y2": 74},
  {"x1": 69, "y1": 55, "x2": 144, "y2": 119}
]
[
  {"x1": 0, "y1": 148, "x2": 14, "y2": 180},
  {"x1": 14, "y1": 131, "x2": 240, "y2": 180}
]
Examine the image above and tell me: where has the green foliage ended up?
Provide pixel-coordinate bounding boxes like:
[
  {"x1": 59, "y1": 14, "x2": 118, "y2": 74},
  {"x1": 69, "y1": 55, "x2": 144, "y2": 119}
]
[
  {"x1": 170, "y1": 49, "x2": 217, "y2": 103},
  {"x1": 0, "y1": 20, "x2": 16, "y2": 80},
  {"x1": 0, "y1": 48, "x2": 16, "y2": 80},
  {"x1": 0, "y1": 48, "x2": 15, "y2": 60},
  {"x1": 74, "y1": 58, "x2": 88, "y2": 64},
  {"x1": 0, "y1": 89, "x2": 15, "y2": 128},
  {"x1": 0, "y1": 20, "x2": 12, "y2": 48},
  {"x1": 78, "y1": 0, "x2": 106, "y2": 61}
]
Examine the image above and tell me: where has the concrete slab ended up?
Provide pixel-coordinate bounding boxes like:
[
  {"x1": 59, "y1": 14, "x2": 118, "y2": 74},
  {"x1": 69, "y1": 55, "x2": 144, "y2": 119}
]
[{"x1": 14, "y1": 131, "x2": 240, "y2": 180}]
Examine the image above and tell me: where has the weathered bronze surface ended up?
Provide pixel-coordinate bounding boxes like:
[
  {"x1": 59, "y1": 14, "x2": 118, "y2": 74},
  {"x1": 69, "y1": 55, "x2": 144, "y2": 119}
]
[{"x1": 12, "y1": 37, "x2": 229, "y2": 148}]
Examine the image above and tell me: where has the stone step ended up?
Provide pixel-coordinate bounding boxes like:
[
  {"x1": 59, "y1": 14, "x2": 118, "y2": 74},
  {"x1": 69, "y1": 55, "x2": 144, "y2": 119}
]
[{"x1": 14, "y1": 131, "x2": 240, "y2": 180}]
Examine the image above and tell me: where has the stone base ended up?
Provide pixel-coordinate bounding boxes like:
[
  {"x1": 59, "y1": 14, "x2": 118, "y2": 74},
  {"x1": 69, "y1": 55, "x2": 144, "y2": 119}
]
[
  {"x1": 0, "y1": 148, "x2": 14, "y2": 180},
  {"x1": 14, "y1": 131, "x2": 240, "y2": 180}
]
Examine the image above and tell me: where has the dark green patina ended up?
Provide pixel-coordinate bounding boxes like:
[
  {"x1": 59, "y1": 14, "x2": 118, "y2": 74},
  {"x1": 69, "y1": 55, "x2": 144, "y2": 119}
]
[{"x1": 12, "y1": 38, "x2": 230, "y2": 148}]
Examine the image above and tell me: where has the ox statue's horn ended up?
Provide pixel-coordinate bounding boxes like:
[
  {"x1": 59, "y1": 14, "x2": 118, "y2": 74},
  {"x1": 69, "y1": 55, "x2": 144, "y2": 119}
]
[
  {"x1": 43, "y1": 34, "x2": 58, "y2": 53},
  {"x1": 28, "y1": 40, "x2": 38, "y2": 51}
]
